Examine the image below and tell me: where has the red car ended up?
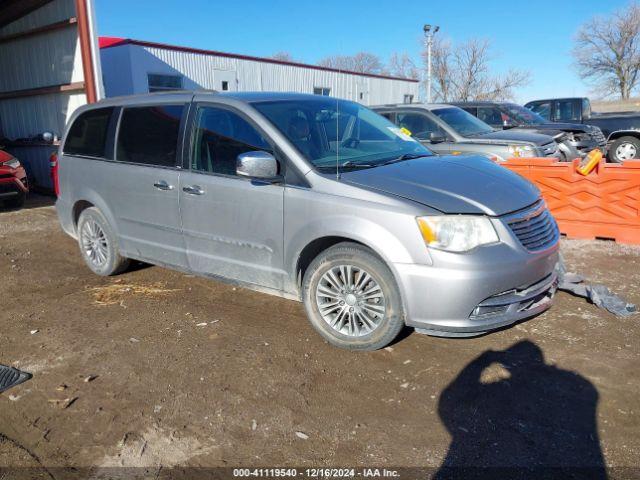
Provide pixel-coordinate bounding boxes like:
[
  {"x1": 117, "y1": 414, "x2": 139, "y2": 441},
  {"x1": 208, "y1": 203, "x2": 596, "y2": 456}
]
[{"x1": 0, "y1": 149, "x2": 28, "y2": 208}]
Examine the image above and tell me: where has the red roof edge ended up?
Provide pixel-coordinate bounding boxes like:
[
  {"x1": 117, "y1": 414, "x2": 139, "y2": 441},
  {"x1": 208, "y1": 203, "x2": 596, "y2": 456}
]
[
  {"x1": 99, "y1": 36, "x2": 126, "y2": 49},
  {"x1": 98, "y1": 37, "x2": 419, "y2": 83}
]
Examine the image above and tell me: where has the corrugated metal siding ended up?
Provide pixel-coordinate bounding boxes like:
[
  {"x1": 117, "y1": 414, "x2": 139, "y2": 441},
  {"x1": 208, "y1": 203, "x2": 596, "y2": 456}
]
[
  {"x1": 0, "y1": 0, "x2": 87, "y2": 189},
  {"x1": 105, "y1": 44, "x2": 419, "y2": 105}
]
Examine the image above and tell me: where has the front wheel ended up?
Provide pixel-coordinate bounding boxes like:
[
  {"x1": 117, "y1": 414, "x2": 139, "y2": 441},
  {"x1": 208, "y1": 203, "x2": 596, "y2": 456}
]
[
  {"x1": 608, "y1": 136, "x2": 640, "y2": 163},
  {"x1": 302, "y1": 242, "x2": 405, "y2": 351}
]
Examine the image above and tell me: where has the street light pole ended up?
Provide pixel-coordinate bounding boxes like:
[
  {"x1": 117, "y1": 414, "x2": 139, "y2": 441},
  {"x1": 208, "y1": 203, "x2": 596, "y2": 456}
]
[{"x1": 424, "y1": 24, "x2": 439, "y2": 103}]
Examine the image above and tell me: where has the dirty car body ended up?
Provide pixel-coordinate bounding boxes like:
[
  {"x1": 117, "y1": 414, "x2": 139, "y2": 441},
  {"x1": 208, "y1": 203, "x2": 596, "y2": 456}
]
[{"x1": 56, "y1": 92, "x2": 559, "y2": 349}]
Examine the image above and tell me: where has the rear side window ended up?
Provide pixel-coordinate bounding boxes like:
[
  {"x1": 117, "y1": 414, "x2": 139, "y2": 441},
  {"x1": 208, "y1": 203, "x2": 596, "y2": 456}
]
[
  {"x1": 63, "y1": 107, "x2": 114, "y2": 158},
  {"x1": 116, "y1": 105, "x2": 184, "y2": 167}
]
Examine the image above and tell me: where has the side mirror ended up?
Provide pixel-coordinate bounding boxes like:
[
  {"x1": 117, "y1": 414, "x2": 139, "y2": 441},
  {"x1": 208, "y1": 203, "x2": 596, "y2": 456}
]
[
  {"x1": 502, "y1": 120, "x2": 516, "y2": 130},
  {"x1": 429, "y1": 132, "x2": 447, "y2": 143},
  {"x1": 236, "y1": 151, "x2": 279, "y2": 180}
]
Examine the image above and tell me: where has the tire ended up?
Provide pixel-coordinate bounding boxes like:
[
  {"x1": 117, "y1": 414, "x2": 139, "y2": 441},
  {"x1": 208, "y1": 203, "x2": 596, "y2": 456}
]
[
  {"x1": 77, "y1": 207, "x2": 130, "y2": 276},
  {"x1": 302, "y1": 242, "x2": 405, "y2": 351},
  {"x1": 3, "y1": 192, "x2": 25, "y2": 209},
  {"x1": 608, "y1": 136, "x2": 640, "y2": 163}
]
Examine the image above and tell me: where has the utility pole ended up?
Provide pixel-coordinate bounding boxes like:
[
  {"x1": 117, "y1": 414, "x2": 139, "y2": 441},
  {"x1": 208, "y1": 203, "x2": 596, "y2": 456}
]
[{"x1": 424, "y1": 24, "x2": 439, "y2": 103}]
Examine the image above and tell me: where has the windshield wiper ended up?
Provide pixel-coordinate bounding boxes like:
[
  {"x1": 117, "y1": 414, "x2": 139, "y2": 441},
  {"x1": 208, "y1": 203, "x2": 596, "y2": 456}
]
[
  {"x1": 339, "y1": 161, "x2": 377, "y2": 170},
  {"x1": 380, "y1": 153, "x2": 432, "y2": 166}
]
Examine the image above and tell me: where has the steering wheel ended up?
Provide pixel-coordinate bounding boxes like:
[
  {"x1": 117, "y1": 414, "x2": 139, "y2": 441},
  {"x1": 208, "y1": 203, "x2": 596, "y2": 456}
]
[{"x1": 341, "y1": 137, "x2": 360, "y2": 148}]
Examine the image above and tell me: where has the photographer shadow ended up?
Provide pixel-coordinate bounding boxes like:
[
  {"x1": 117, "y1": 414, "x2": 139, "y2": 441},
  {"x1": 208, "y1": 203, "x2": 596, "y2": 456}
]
[{"x1": 435, "y1": 340, "x2": 606, "y2": 479}]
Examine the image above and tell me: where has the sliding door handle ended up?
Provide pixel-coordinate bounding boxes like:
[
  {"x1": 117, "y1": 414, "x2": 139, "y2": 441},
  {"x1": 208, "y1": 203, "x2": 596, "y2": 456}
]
[
  {"x1": 183, "y1": 185, "x2": 205, "y2": 195},
  {"x1": 153, "y1": 180, "x2": 174, "y2": 191}
]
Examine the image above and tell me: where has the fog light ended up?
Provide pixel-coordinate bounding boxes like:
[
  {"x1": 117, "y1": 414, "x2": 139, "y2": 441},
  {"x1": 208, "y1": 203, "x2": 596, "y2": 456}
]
[{"x1": 470, "y1": 305, "x2": 508, "y2": 319}]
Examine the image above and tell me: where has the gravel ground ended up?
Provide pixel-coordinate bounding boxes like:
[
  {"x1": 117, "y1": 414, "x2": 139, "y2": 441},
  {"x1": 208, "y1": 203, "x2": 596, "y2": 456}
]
[{"x1": 0, "y1": 196, "x2": 638, "y2": 478}]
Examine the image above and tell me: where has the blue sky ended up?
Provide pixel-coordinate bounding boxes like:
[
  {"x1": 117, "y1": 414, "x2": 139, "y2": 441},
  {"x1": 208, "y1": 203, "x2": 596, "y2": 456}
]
[{"x1": 95, "y1": 0, "x2": 629, "y2": 102}]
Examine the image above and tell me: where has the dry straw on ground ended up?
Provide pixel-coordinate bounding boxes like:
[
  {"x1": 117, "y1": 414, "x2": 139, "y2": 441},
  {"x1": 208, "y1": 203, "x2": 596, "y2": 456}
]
[{"x1": 88, "y1": 280, "x2": 179, "y2": 306}]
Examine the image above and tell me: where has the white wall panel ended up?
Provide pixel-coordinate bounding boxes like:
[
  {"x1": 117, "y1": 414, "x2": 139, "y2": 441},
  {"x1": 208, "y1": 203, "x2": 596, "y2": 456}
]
[{"x1": 102, "y1": 44, "x2": 419, "y2": 105}]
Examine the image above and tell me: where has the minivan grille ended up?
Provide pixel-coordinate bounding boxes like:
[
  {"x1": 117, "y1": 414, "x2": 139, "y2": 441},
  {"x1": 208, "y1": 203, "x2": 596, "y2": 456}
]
[{"x1": 506, "y1": 201, "x2": 559, "y2": 251}]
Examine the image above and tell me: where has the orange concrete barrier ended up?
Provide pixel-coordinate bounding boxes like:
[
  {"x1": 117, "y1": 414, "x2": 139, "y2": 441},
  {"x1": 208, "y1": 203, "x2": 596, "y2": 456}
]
[{"x1": 502, "y1": 157, "x2": 640, "y2": 245}]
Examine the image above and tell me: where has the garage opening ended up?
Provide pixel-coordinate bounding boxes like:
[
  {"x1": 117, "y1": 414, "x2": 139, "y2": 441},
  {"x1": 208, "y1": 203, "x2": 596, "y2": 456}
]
[{"x1": 0, "y1": 0, "x2": 101, "y2": 191}]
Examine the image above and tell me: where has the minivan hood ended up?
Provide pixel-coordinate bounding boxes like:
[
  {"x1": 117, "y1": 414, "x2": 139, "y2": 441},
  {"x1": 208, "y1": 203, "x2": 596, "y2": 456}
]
[
  {"x1": 474, "y1": 129, "x2": 555, "y2": 145},
  {"x1": 339, "y1": 155, "x2": 540, "y2": 216}
]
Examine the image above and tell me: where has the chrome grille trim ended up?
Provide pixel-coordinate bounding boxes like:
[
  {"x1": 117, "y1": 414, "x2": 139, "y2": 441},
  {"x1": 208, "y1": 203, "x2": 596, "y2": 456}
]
[{"x1": 503, "y1": 200, "x2": 559, "y2": 252}]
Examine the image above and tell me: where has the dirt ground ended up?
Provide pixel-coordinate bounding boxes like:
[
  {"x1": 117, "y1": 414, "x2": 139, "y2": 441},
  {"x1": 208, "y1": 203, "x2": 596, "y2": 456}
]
[{"x1": 0, "y1": 195, "x2": 639, "y2": 478}]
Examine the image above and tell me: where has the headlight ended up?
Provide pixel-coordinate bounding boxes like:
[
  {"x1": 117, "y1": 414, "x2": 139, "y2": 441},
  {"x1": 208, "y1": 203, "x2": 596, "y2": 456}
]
[
  {"x1": 508, "y1": 144, "x2": 535, "y2": 158},
  {"x1": 1, "y1": 157, "x2": 20, "y2": 169},
  {"x1": 417, "y1": 215, "x2": 499, "y2": 253},
  {"x1": 482, "y1": 153, "x2": 505, "y2": 163}
]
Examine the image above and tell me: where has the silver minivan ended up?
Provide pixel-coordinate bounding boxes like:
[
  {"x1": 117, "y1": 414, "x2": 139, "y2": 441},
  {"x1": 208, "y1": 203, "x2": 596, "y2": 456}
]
[{"x1": 56, "y1": 92, "x2": 560, "y2": 350}]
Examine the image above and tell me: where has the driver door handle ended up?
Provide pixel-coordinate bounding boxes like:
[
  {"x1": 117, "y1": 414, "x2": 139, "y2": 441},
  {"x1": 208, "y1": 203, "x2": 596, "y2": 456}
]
[
  {"x1": 153, "y1": 180, "x2": 174, "y2": 191},
  {"x1": 183, "y1": 185, "x2": 205, "y2": 196}
]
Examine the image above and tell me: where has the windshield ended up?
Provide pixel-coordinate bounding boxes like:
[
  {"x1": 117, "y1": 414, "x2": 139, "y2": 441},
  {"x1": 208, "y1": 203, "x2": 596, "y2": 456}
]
[
  {"x1": 251, "y1": 97, "x2": 433, "y2": 171},
  {"x1": 502, "y1": 103, "x2": 547, "y2": 125},
  {"x1": 431, "y1": 107, "x2": 494, "y2": 137}
]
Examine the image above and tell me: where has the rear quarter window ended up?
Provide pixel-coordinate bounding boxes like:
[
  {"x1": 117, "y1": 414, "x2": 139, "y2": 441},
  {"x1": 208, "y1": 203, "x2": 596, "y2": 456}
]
[
  {"x1": 63, "y1": 107, "x2": 115, "y2": 158},
  {"x1": 116, "y1": 105, "x2": 184, "y2": 167}
]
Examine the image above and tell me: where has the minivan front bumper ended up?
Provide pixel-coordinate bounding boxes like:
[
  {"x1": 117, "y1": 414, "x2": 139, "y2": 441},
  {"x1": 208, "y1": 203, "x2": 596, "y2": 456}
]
[{"x1": 393, "y1": 236, "x2": 559, "y2": 337}]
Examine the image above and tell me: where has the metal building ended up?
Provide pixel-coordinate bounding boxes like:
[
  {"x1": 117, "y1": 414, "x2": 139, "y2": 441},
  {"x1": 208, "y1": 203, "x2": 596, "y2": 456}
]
[
  {"x1": 99, "y1": 38, "x2": 420, "y2": 105},
  {"x1": 0, "y1": 0, "x2": 101, "y2": 189}
]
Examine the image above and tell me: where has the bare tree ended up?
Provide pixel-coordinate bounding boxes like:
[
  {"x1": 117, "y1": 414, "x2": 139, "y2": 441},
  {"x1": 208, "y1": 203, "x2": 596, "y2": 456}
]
[
  {"x1": 573, "y1": 2, "x2": 640, "y2": 99},
  {"x1": 271, "y1": 51, "x2": 296, "y2": 62},
  {"x1": 427, "y1": 37, "x2": 530, "y2": 102},
  {"x1": 387, "y1": 52, "x2": 419, "y2": 79},
  {"x1": 318, "y1": 52, "x2": 384, "y2": 74}
]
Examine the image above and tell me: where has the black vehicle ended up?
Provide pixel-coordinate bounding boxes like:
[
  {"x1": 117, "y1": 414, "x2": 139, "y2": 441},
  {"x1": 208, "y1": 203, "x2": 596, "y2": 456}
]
[
  {"x1": 524, "y1": 97, "x2": 640, "y2": 162},
  {"x1": 452, "y1": 101, "x2": 606, "y2": 161}
]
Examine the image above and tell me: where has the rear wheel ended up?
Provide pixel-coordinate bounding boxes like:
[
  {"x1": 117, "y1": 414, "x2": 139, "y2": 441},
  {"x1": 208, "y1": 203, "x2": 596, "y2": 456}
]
[
  {"x1": 608, "y1": 136, "x2": 640, "y2": 163},
  {"x1": 77, "y1": 207, "x2": 130, "y2": 276},
  {"x1": 302, "y1": 242, "x2": 404, "y2": 351}
]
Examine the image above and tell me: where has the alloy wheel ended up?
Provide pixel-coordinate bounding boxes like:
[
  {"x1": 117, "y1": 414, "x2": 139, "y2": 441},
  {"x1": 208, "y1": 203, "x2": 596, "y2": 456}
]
[
  {"x1": 315, "y1": 265, "x2": 386, "y2": 337},
  {"x1": 80, "y1": 219, "x2": 109, "y2": 268}
]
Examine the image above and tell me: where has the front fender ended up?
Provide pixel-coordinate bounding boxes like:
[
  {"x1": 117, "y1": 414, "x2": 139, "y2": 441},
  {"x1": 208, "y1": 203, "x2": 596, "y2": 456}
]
[{"x1": 607, "y1": 129, "x2": 640, "y2": 142}]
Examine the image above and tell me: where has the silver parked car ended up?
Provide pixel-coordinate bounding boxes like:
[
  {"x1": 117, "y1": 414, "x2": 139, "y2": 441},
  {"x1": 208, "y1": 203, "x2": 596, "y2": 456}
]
[
  {"x1": 374, "y1": 103, "x2": 562, "y2": 162},
  {"x1": 56, "y1": 92, "x2": 559, "y2": 350}
]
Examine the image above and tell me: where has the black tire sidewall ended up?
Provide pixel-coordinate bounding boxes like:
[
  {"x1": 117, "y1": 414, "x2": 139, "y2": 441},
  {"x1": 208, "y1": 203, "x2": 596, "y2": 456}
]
[
  {"x1": 3, "y1": 191, "x2": 26, "y2": 209},
  {"x1": 609, "y1": 136, "x2": 640, "y2": 163},
  {"x1": 77, "y1": 207, "x2": 122, "y2": 276},
  {"x1": 302, "y1": 243, "x2": 404, "y2": 351}
]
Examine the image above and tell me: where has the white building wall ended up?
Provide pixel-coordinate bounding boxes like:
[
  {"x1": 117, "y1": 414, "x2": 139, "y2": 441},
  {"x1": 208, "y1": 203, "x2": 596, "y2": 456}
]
[{"x1": 101, "y1": 44, "x2": 419, "y2": 105}]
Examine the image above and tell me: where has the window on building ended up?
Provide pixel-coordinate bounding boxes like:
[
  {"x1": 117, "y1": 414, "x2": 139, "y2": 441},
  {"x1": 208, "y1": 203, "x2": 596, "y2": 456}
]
[
  {"x1": 63, "y1": 107, "x2": 114, "y2": 158},
  {"x1": 313, "y1": 87, "x2": 331, "y2": 96},
  {"x1": 221, "y1": 81, "x2": 229, "y2": 91},
  {"x1": 403, "y1": 94, "x2": 414, "y2": 104},
  {"x1": 191, "y1": 106, "x2": 272, "y2": 176},
  {"x1": 396, "y1": 112, "x2": 445, "y2": 141},
  {"x1": 116, "y1": 105, "x2": 184, "y2": 167},
  {"x1": 147, "y1": 74, "x2": 183, "y2": 93}
]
